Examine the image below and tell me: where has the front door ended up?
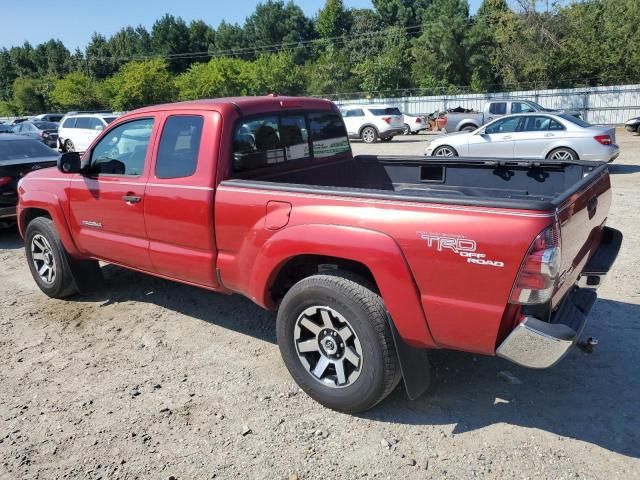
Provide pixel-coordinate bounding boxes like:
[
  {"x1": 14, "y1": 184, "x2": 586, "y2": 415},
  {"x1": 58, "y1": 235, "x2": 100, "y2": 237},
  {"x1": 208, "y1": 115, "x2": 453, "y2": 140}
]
[
  {"x1": 468, "y1": 116, "x2": 521, "y2": 158},
  {"x1": 513, "y1": 115, "x2": 566, "y2": 159},
  {"x1": 68, "y1": 117, "x2": 157, "y2": 271}
]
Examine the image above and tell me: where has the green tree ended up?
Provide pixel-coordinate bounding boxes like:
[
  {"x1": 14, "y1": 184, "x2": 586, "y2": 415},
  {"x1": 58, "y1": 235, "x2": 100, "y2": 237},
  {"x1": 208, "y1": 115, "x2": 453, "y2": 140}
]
[
  {"x1": 305, "y1": 47, "x2": 358, "y2": 95},
  {"x1": 9, "y1": 43, "x2": 37, "y2": 77},
  {"x1": 346, "y1": 9, "x2": 385, "y2": 64},
  {"x1": 175, "y1": 56, "x2": 253, "y2": 100},
  {"x1": 316, "y1": 0, "x2": 352, "y2": 39},
  {"x1": 105, "y1": 59, "x2": 176, "y2": 110},
  {"x1": 0, "y1": 49, "x2": 17, "y2": 101},
  {"x1": 12, "y1": 77, "x2": 45, "y2": 114},
  {"x1": 188, "y1": 20, "x2": 216, "y2": 56},
  {"x1": 372, "y1": 0, "x2": 431, "y2": 28},
  {"x1": 51, "y1": 72, "x2": 103, "y2": 109},
  {"x1": 250, "y1": 51, "x2": 305, "y2": 95},
  {"x1": 32, "y1": 40, "x2": 73, "y2": 78},
  {"x1": 151, "y1": 14, "x2": 192, "y2": 72},
  {"x1": 86, "y1": 33, "x2": 115, "y2": 79},
  {"x1": 214, "y1": 21, "x2": 248, "y2": 55}
]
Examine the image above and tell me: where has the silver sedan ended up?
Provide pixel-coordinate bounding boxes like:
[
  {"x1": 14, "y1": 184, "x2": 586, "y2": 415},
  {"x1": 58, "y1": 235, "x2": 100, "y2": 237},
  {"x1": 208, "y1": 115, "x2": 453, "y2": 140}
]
[{"x1": 425, "y1": 113, "x2": 619, "y2": 162}]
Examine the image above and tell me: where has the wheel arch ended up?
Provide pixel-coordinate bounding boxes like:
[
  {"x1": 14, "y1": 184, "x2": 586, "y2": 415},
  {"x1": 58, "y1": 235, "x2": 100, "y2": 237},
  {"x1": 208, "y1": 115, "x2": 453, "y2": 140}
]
[
  {"x1": 545, "y1": 145, "x2": 580, "y2": 160},
  {"x1": 358, "y1": 123, "x2": 379, "y2": 136},
  {"x1": 248, "y1": 224, "x2": 437, "y2": 348}
]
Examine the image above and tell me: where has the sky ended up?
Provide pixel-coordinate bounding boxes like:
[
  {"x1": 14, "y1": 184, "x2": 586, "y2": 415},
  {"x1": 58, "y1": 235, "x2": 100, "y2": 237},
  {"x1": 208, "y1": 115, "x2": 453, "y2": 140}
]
[{"x1": 1, "y1": 0, "x2": 483, "y2": 52}]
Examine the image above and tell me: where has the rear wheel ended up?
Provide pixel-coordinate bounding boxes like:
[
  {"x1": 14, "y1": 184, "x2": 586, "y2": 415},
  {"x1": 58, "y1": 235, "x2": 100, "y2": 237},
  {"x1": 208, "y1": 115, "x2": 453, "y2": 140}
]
[
  {"x1": 432, "y1": 145, "x2": 458, "y2": 157},
  {"x1": 360, "y1": 126, "x2": 378, "y2": 144},
  {"x1": 547, "y1": 147, "x2": 577, "y2": 161},
  {"x1": 403, "y1": 124, "x2": 411, "y2": 135},
  {"x1": 64, "y1": 139, "x2": 75, "y2": 152},
  {"x1": 460, "y1": 124, "x2": 476, "y2": 133},
  {"x1": 276, "y1": 272, "x2": 400, "y2": 413}
]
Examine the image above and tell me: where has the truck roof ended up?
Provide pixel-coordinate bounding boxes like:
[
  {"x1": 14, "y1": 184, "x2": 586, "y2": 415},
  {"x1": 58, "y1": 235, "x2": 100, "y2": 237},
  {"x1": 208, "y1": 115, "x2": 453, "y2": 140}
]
[{"x1": 129, "y1": 96, "x2": 338, "y2": 117}]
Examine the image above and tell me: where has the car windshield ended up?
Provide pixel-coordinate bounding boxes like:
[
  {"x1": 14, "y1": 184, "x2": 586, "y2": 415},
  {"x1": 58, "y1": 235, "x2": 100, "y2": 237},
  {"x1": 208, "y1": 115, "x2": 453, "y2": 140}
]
[
  {"x1": 104, "y1": 116, "x2": 117, "y2": 124},
  {"x1": 369, "y1": 107, "x2": 402, "y2": 116},
  {"x1": 0, "y1": 139, "x2": 58, "y2": 161},
  {"x1": 559, "y1": 113, "x2": 591, "y2": 128},
  {"x1": 32, "y1": 122, "x2": 58, "y2": 130}
]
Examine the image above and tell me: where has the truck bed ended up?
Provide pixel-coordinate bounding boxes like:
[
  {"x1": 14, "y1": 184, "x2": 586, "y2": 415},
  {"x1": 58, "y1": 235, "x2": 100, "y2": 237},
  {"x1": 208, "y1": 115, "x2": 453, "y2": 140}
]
[{"x1": 224, "y1": 155, "x2": 608, "y2": 211}]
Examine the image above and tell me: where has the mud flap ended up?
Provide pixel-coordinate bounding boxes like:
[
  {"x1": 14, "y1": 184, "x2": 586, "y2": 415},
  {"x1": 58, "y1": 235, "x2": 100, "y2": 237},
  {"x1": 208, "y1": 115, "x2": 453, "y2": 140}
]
[{"x1": 387, "y1": 314, "x2": 431, "y2": 400}]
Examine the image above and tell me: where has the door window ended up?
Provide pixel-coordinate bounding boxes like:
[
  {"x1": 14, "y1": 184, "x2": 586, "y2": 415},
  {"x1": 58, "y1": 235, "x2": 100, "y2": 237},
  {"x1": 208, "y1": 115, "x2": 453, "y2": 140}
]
[
  {"x1": 75, "y1": 117, "x2": 91, "y2": 129},
  {"x1": 89, "y1": 118, "x2": 154, "y2": 176},
  {"x1": 345, "y1": 109, "x2": 364, "y2": 117},
  {"x1": 511, "y1": 102, "x2": 537, "y2": 114},
  {"x1": 61, "y1": 117, "x2": 76, "y2": 128},
  {"x1": 89, "y1": 117, "x2": 105, "y2": 131},
  {"x1": 155, "y1": 115, "x2": 204, "y2": 179},
  {"x1": 489, "y1": 102, "x2": 507, "y2": 115},
  {"x1": 485, "y1": 116, "x2": 521, "y2": 134}
]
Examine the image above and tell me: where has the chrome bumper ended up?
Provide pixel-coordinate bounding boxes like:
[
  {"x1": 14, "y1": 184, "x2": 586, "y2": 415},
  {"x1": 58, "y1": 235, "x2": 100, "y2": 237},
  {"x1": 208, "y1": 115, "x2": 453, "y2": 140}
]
[{"x1": 497, "y1": 227, "x2": 622, "y2": 369}]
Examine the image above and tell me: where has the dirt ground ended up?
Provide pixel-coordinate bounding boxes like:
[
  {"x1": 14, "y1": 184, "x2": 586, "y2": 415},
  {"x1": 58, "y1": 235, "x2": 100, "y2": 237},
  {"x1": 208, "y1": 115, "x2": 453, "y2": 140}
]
[{"x1": 1, "y1": 129, "x2": 639, "y2": 480}]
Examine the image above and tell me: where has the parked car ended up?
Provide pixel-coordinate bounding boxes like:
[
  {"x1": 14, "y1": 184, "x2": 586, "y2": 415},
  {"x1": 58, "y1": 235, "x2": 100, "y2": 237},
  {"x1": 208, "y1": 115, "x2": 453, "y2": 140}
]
[
  {"x1": 30, "y1": 113, "x2": 64, "y2": 123},
  {"x1": 12, "y1": 121, "x2": 59, "y2": 148},
  {"x1": 17, "y1": 96, "x2": 621, "y2": 413},
  {"x1": 402, "y1": 113, "x2": 428, "y2": 135},
  {"x1": 624, "y1": 116, "x2": 640, "y2": 134},
  {"x1": 0, "y1": 124, "x2": 13, "y2": 134},
  {"x1": 0, "y1": 135, "x2": 59, "y2": 223},
  {"x1": 442, "y1": 100, "x2": 582, "y2": 133},
  {"x1": 10, "y1": 118, "x2": 28, "y2": 126},
  {"x1": 57, "y1": 112, "x2": 119, "y2": 152},
  {"x1": 341, "y1": 104, "x2": 404, "y2": 143},
  {"x1": 426, "y1": 113, "x2": 619, "y2": 162}
]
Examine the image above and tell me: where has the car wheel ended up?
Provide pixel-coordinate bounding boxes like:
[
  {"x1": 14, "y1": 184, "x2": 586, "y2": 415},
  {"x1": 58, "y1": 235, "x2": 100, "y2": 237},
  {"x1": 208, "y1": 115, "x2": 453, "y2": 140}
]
[
  {"x1": 64, "y1": 139, "x2": 75, "y2": 152},
  {"x1": 360, "y1": 126, "x2": 378, "y2": 144},
  {"x1": 461, "y1": 125, "x2": 476, "y2": 133},
  {"x1": 547, "y1": 147, "x2": 578, "y2": 161},
  {"x1": 403, "y1": 124, "x2": 411, "y2": 135},
  {"x1": 25, "y1": 217, "x2": 78, "y2": 298},
  {"x1": 276, "y1": 272, "x2": 401, "y2": 413},
  {"x1": 432, "y1": 145, "x2": 458, "y2": 157}
]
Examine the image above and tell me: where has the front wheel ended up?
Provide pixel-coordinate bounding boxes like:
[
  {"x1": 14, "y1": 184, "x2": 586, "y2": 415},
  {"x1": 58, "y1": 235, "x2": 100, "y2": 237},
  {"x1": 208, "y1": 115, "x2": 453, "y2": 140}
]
[
  {"x1": 64, "y1": 139, "x2": 75, "y2": 153},
  {"x1": 432, "y1": 145, "x2": 458, "y2": 157},
  {"x1": 276, "y1": 273, "x2": 401, "y2": 413},
  {"x1": 547, "y1": 147, "x2": 577, "y2": 161},
  {"x1": 360, "y1": 126, "x2": 378, "y2": 144}
]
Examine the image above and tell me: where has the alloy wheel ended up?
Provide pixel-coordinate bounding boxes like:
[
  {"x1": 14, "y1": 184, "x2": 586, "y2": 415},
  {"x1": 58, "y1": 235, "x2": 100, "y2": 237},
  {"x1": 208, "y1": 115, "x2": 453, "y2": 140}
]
[
  {"x1": 550, "y1": 149, "x2": 574, "y2": 161},
  {"x1": 31, "y1": 234, "x2": 56, "y2": 284},
  {"x1": 434, "y1": 146, "x2": 456, "y2": 157},
  {"x1": 293, "y1": 306, "x2": 363, "y2": 388}
]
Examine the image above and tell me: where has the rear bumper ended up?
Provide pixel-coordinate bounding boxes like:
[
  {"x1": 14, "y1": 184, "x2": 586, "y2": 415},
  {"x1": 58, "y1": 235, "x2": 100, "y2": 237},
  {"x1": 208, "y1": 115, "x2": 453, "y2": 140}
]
[
  {"x1": 380, "y1": 128, "x2": 405, "y2": 139},
  {"x1": 0, "y1": 205, "x2": 17, "y2": 219},
  {"x1": 497, "y1": 226, "x2": 622, "y2": 368}
]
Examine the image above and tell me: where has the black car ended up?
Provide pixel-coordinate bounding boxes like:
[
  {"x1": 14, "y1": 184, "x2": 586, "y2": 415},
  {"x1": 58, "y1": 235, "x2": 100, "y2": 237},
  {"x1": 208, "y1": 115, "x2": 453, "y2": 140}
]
[
  {"x1": 12, "y1": 121, "x2": 59, "y2": 148},
  {"x1": 0, "y1": 135, "x2": 59, "y2": 222},
  {"x1": 625, "y1": 116, "x2": 640, "y2": 134}
]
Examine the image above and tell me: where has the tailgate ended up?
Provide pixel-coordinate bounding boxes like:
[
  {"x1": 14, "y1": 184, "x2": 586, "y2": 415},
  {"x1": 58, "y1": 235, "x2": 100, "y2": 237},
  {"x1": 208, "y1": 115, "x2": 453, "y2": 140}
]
[{"x1": 552, "y1": 166, "x2": 612, "y2": 306}]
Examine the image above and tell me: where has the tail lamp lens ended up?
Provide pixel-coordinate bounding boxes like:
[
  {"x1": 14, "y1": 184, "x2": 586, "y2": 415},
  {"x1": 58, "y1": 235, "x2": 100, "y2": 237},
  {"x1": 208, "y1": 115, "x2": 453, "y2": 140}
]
[
  {"x1": 594, "y1": 134, "x2": 612, "y2": 145},
  {"x1": 383, "y1": 117, "x2": 391, "y2": 124},
  {"x1": 510, "y1": 225, "x2": 561, "y2": 305},
  {"x1": 415, "y1": 117, "x2": 422, "y2": 123},
  {"x1": 0, "y1": 176, "x2": 11, "y2": 187}
]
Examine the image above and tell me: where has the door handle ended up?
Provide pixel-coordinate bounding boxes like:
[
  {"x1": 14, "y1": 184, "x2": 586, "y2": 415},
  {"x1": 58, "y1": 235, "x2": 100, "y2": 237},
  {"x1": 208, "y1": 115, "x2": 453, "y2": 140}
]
[
  {"x1": 503, "y1": 135, "x2": 513, "y2": 139},
  {"x1": 544, "y1": 133, "x2": 555, "y2": 137},
  {"x1": 122, "y1": 194, "x2": 141, "y2": 204}
]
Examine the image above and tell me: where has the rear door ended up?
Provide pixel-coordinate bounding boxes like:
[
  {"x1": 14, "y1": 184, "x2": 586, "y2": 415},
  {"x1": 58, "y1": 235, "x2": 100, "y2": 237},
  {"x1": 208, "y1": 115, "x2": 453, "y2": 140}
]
[
  {"x1": 513, "y1": 115, "x2": 565, "y2": 158},
  {"x1": 343, "y1": 108, "x2": 364, "y2": 136},
  {"x1": 144, "y1": 111, "x2": 221, "y2": 287},
  {"x1": 468, "y1": 116, "x2": 520, "y2": 158},
  {"x1": 68, "y1": 116, "x2": 158, "y2": 270}
]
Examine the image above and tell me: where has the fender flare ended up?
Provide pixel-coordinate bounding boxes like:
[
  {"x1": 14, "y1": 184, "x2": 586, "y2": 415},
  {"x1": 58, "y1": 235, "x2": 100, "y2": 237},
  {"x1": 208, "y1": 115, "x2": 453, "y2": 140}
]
[
  {"x1": 248, "y1": 224, "x2": 437, "y2": 348},
  {"x1": 18, "y1": 190, "x2": 81, "y2": 257}
]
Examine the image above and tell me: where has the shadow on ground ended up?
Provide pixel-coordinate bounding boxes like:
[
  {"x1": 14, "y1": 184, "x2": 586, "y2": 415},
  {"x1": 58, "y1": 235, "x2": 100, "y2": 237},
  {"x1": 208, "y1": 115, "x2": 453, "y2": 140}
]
[
  {"x1": 608, "y1": 164, "x2": 640, "y2": 174},
  {"x1": 0, "y1": 225, "x2": 23, "y2": 250},
  {"x1": 50, "y1": 261, "x2": 640, "y2": 459}
]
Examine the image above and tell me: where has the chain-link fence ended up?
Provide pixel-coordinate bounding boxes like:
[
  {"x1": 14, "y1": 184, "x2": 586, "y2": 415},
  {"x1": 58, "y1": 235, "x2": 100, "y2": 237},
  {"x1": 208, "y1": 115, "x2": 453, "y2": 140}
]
[{"x1": 333, "y1": 84, "x2": 640, "y2": 125}]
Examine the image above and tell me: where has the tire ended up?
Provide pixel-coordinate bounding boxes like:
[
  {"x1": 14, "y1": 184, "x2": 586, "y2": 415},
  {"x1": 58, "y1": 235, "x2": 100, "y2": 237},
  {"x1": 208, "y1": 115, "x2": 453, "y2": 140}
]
[
  {"x1": 403, "y1": 124, "x2": 411, "y2": 135},
  {"x1": 547, "y1": 147, "x2": 578, "y2": 161},
  {"x1": 64, "y1": 139, "x2": 75, "y2": 152},
  {"x1": 460, "y1": 124, "x2": 476, "y2": 133},
  {"x1": 432, "y1": 145, "x2": 458, "y2": 157},
  {"x1": 276, "y1": 272, "x2": 401, "y2": 413},
  {"x1": 360, "y1": 126, "x2": 378, "y2": 144},
  {"x1": 25, "y1": 217, "x2": 78, "y2": 298}
]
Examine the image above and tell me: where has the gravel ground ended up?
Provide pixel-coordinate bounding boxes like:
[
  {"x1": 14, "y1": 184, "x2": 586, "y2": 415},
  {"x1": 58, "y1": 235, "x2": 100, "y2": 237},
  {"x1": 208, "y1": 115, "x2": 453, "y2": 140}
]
[{"x1": 1, "y1": 129, "x2": 639, "y2": 480}]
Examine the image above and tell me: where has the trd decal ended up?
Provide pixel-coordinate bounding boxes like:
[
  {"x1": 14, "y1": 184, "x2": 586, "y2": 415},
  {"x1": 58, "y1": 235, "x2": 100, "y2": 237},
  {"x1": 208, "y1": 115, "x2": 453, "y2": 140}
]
[{"x1": 419, "y1": 232, "x2": 504, "y2": 268}]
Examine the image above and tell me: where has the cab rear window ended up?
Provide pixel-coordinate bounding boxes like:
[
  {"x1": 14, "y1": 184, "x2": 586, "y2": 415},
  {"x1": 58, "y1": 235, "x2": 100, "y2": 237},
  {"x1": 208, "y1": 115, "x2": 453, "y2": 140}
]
[{"x1": 232, "y1": 111, "x2": 349, "y2": 173}]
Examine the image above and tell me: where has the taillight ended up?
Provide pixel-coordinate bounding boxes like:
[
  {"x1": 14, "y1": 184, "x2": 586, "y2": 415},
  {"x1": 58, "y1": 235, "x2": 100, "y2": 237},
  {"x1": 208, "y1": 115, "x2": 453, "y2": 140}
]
[
  {"x1": 594, "y1": 134, "x2": 611, "y2": 145},
  {"x1": 510, "y1": 224, "x2": 561, "y2": 305},
  {"x1": 382, "y1": 117, "x2": 391, "y2": 124},
  {"x1": 0, "y1": 176, "x2": 11, "y2": 187},
  {"x1": 415, "y1": 117, "x2": 422, "y2": 123}
]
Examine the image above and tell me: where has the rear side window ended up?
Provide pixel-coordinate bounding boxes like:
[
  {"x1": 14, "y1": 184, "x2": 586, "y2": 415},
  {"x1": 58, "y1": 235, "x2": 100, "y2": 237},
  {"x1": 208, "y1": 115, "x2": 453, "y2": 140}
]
[
  {"x1": 369, "y1": 107, "x2": 402, "y2": 116},
  {"x1": 232, "y1": 112, "x2": 348, "y2": 172},
  {"x1": 345, "y1": 109, "x2": 364, "y2": 117},
  {"x1": 489, "y1": 102, "x2": 507, "y2": 115},
  {"x1": 75, "y1": 117, "x2": 91, "y2": 129},
  {"x1": 520, "y1": 116, "x2": 551, "y2": 132},
  {"x1": 61, "y1": 117, "x2": 76, "y2": 128},
  {"x1": 155, "y1": 115, "x2": 204, "y2": 179},
  {"x1": 549, "y1": 119, "x2": 564, "y2": 131},
  {"x1": 89, "y1": 117, "x2": 104, "y2": 130}
]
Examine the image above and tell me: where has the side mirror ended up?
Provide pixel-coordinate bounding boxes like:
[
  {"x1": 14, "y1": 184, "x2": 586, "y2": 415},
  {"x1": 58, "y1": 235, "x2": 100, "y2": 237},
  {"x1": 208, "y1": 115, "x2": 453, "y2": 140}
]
[
  {"x1": 57, "y1": 152, "x2": 82, "y2": 174},
  {"x1": 95, "y1": 125, "x2": 104, "y2": 131}
]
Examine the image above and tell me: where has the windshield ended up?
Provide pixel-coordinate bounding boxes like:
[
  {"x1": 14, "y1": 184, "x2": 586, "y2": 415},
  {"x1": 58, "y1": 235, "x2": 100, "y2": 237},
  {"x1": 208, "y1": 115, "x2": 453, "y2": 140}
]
[
  {"x1": 559, "y1": 113, "x2": 591, "y2": 128},
  {"x1": 0, "y1": 139, "x2": 59, "y2": 161},
  {"x1": 32, "y1": 122, "x2": 58, "y2": 130},
  {"x1": 369, "y1": 107, "x2": 402, "y2": 116}
]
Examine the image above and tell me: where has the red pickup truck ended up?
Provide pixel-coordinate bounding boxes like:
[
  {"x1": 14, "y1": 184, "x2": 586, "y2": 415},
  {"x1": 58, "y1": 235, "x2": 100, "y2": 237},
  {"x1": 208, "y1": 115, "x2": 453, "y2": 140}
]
[{"x1": 17, "y1": 96, "x2": 622, "y2": 412}]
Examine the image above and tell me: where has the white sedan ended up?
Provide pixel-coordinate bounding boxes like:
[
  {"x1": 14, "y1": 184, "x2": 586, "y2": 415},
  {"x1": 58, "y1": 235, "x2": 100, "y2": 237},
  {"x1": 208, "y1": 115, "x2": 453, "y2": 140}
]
[{"x1": 425, "y1": 113, "x2": 619, "y2": 162}]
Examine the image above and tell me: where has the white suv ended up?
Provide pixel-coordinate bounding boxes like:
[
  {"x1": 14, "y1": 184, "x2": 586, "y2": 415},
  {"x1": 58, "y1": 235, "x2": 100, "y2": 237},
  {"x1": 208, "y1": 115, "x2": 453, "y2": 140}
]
[
  {"x1": 58, "y1": 112, "x2": 119, "y2": 152},
  {"x1": 341, "y1": 105, "x2": 404, "y2": 143}
]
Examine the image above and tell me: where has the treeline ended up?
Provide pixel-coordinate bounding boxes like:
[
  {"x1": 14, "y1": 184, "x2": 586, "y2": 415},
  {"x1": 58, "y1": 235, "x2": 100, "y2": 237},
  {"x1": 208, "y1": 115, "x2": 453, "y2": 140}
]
[{"x1": 1, "y1": 0, "x2": 639, "y2": 115}]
